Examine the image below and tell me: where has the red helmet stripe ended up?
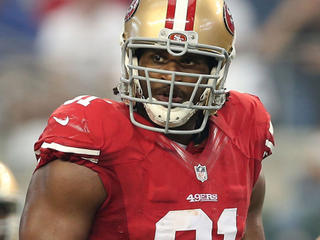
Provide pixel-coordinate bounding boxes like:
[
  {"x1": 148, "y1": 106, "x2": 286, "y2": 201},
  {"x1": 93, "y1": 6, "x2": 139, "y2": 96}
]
[
  {"x1": 165, "y1": 0, "x2": 177, "y2": 29},
  {"x1": 185, "y1": 0, "x2": 196, "y2": 31}
]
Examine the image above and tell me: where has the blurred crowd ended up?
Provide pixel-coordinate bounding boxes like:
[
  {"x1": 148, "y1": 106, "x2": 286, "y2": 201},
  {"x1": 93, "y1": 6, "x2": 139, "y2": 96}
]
[{"x1": 0, "y1": 0, "x2": 319, "y2": 239}]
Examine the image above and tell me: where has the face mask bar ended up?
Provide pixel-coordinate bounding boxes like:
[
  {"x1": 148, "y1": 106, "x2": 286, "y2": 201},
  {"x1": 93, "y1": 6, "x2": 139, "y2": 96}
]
[
  {"x1": 125, "y1": 66, "x2": 221, "y2": 109},
  {"x1": 119, "y1": 37, "x2": 231, "y2": 134}
]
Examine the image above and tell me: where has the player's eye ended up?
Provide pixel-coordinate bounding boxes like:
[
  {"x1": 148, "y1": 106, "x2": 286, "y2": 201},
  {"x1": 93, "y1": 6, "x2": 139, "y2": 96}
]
[
  {"x1": 152, "y1": 54, "x2": 166, "y2": 63},
  {"x1": 180, "y1": 57, "x2": 196, "y2": 66}
]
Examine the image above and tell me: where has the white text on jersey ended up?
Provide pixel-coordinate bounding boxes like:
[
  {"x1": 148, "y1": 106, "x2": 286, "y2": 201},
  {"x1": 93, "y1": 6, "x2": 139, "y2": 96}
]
[{"x1": 186, "y1": 193, "x2": 218, "y2": 203}]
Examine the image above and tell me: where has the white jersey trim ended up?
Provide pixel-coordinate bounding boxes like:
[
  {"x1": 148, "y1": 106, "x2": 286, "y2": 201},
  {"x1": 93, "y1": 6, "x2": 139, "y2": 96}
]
[
  {"x1": 269, "y1": 121, "x2": 274, "y2": 135},
  {"x1": 81, "y1": 157, "x2": 99, "y2": 164},
  {"x1": 41, "y1": 142, "x2": 100, "y2": 156},
  {"x1": 265, "y1": 139, "x2": 274, "y2": 151}
]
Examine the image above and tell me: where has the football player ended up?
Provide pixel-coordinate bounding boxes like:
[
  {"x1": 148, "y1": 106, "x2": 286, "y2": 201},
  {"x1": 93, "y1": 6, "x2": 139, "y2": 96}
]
[{"x1": 19, "y1": 0, "x2": 274, "y2": 239}]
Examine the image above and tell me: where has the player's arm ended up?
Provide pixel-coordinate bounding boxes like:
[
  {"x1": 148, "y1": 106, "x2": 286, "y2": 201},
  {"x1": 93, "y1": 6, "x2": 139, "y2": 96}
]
[
  {"x1": 19, "y1": 159, "x2": 107, "y2": 240},
  {"x1": 242, "y1": 171, "x2": 266, "y2": 240}
]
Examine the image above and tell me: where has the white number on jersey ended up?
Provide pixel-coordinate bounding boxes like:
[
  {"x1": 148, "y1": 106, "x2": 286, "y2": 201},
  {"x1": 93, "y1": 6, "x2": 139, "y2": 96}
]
[
  {"x1": 154, "y1": 208, "x2": 237, "y2": 240},
  {"x1": 64, "y1": 95, "x2": 98, "y2": 107},
  {"x1": 217, "y1": 208, "x2": 237, "y2": 240}
]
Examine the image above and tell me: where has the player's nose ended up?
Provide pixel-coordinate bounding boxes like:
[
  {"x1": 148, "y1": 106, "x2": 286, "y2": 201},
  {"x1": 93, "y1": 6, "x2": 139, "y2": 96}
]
[
  {"x1": 165, "y1": 60, "x2": 181, "y2": 71},
  {"x1": 161, "y1": 61, "x2": 183, "y2": 82}
]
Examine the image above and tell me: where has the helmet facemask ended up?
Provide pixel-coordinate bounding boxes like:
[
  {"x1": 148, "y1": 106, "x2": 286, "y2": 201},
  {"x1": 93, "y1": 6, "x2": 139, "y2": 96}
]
[{"x1": 119, "y1": 34, "x2": 231, "y2": 134}]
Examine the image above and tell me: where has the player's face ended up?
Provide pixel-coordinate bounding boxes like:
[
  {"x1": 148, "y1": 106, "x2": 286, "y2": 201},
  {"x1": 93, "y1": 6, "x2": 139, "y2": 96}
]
[{"x1": 138, "y1": 49, "x2": 211, "y2": 104}]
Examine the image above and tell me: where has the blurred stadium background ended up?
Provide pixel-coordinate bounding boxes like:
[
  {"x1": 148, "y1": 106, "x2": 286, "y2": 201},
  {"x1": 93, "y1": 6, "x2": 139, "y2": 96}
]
[{"x1": 0, "y1": 0, "x2": 319, "y2": 239}]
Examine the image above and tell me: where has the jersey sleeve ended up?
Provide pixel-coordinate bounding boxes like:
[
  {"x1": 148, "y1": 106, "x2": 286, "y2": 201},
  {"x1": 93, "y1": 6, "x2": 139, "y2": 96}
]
[
  {"x1": 252, "y1": 101, "x2": 275, "y2": 184},
  {"x1": 243, "y1": 93, "x2": 275, "y2": 184},
  {"x1": 34, "y1": 96, "x2": 102, "y2": 167},
  {"x1": 214, "y1": 91, "x2": 275, "y2": 185},
  {"x1": 226, "y1": 91, "x2": 275, "y2": 160},
  {"x1": 250, "y1": 95, "x2": 275, "y2": 161},
  {"x1": 34, "y1": 95, "x2": 135, "y2": 173},
  {"x1": 34, "y1": 96, "x2": 134, "y2": 211}
]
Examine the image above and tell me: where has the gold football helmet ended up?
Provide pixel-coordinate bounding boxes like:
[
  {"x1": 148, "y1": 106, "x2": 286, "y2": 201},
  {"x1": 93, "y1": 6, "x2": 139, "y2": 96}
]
[
  {"x1": 120, "y1": 0, "x2": 235, "y2": 134},
  {"x1": 0, "y1": 162, "x2": 19, "y2": 240}
]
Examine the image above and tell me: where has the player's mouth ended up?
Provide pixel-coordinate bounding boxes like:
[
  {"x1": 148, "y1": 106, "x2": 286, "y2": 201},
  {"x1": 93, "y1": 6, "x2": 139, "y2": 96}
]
[
  {"x1": 155, "y1": 94, "x2": 183, "y2": 103},
  {"x1": 152, "y1": 87, "x2": 187, "y2": 104}
]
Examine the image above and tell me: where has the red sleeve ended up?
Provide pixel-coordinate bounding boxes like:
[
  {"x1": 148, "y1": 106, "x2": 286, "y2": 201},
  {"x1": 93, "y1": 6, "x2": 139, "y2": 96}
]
[
  {"x1": 214, "y1": 91, "x2": 275, "y2": 185},
  {"x1": 33, "y1": 96, "x2": 133, "y2": 209},
  {"x1": 34, "y1": 95, "x2": 133, "y2": 168},
  {"x1": 34, "y1": 96, "x2": 104, "y2": 168},
  {"x1": 248, "y1": 94, "x2": 275, "y2": 161},
  {"x1": 245, "y1": 93, "x2": 275, "y2": 184}
]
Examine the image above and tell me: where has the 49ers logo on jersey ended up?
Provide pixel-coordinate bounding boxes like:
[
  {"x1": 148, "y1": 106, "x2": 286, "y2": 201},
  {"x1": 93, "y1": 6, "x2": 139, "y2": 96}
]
[
  {"x1": 186, "y1": 193, "x2": 218, "y2": 202},
  {"x1": 125, "y1": 0, "x2": 140, "y2": 22},
  {"x1": 169, "y1": 33, "x2": 187, "y2": 42},
  {"x1": 223, "y1": 2, "x2": 235, "y2": 36}
]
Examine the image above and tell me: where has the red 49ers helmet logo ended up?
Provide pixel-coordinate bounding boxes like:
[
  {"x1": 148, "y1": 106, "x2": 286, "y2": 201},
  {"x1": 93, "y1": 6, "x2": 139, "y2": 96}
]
[
  {"x1": 125, "y1": 0, "x2": 140, "y2": 22},
  {"x1": 169, "y1": 33, "x2": 187, "y2": 42},
  {"x1": 223, "y1": 2, "x2": 235, "y2": 36}
]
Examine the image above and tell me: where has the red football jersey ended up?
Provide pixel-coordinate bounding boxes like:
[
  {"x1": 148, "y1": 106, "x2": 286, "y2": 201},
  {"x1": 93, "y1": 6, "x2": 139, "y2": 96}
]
[{"x1": 34, "y1": 91, "x2": 274, "y2": 240}]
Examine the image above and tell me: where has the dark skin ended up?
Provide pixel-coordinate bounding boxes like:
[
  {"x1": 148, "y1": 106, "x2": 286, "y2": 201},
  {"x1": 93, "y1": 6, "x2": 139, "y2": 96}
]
[
  {"x1": 19, "y1": 160, "x2": 107, "y2": 240},
  {"x1": 19, "y1": 50, "x2": 266, "y2": 240}
]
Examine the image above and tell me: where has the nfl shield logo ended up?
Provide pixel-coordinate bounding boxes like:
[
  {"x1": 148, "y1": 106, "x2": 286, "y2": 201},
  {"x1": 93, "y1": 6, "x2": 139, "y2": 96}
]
[{"x1": 194, "y1": 164, "x2": 208, "y2": 182}]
